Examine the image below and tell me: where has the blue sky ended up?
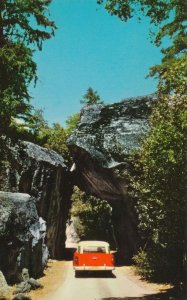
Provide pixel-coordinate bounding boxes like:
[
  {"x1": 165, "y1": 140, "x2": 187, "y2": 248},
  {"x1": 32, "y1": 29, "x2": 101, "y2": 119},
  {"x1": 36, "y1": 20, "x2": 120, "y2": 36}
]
[{"x1": 30, "y1": 0, "x2": 162, "y2": 126}]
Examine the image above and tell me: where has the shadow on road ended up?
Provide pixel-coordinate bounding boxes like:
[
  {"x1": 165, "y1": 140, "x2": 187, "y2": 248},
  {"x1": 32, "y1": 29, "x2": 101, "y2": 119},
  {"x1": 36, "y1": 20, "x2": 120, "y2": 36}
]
[
  {"x1": 75, "y1": 271, "x2": 116, "y2": 279},
  {"x1": 101, "y1": 287, "x2": 184, "y2": 300},
  {"x1": 63, "y1": 247, "x2": 76, "y2": 260}
]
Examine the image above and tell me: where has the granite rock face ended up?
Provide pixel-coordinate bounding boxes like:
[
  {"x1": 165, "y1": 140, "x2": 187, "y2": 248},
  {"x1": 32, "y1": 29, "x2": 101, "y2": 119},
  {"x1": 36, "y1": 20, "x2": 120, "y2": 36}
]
[
  {"x1": 0, "y1": 138, "x2": 72, "y2": 282},
  {"x1": 0, "y1": 192, "x2": 47, "y2": 283},
  {"x1": 68, "y1": 95, "x2": 156, "y2": 261},
  {"x1": 13, "y1": 268, "x2": 43, "y2": 294}
]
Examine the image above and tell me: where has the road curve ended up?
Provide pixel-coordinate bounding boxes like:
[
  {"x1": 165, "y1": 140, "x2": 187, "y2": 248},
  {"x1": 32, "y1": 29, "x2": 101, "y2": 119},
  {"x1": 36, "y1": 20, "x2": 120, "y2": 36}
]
[{"x1": 42, "y1": 261, "x2": 157, "y2": 300}]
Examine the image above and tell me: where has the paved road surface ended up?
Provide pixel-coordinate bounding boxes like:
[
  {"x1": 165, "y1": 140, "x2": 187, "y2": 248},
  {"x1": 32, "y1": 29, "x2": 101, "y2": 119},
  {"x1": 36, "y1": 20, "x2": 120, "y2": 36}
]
[{"x1": 42, "y1": 261, "x2": 156, "y2": 300}]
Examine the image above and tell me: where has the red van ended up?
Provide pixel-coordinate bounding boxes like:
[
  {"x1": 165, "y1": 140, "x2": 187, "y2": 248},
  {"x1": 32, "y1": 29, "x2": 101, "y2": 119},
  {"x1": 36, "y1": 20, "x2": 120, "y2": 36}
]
[{"x1": 73, "y1": 240, "x2": 115, "y2": 276}]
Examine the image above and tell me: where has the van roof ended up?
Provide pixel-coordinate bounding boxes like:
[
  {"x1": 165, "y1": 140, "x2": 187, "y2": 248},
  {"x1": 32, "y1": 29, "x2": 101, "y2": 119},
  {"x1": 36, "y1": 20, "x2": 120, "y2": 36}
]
[{"x1": 77, "y1": 240, "x2": 109, "y2": 247}]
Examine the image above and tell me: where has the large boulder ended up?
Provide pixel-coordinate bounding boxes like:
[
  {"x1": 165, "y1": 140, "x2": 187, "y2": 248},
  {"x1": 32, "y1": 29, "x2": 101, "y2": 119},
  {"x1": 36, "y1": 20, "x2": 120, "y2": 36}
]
[
  {"x1": 0, "y1": 138, "x2": 72, "y2": 276},
  {"x1": 68, "y1": 95, "x2": 155, "y2": 197},
  {"x1": 68, "y1": 94, "x2": 156, "y2": 261},
  {"x1": 0, "y1": 192, "x2": 47, "y2": 283},
  {"x1": 13, "y1": 268, "x2": 43, "y2": 294}
]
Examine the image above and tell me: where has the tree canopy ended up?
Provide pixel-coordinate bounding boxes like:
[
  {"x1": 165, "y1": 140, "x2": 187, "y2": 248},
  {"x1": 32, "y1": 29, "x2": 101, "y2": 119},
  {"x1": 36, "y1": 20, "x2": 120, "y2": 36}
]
[
  {"x1": 97, "y1": 0, "x2": 186, "y2": 53},
  {"x1": 0, "y1": 0, "x2": 56, "y2": 49},
  {"x1": 98, "y1": 0, "x2": 187, "y2": 95},
  {"x1": 98, "y1": 0, "x2": 187, "y2": 288},
  {"x1": 131, "y1": 93, "x2": 186, "y2": 283},
  {"x1": 0, "y1": 0, "x2": 56, "y2": 135}
]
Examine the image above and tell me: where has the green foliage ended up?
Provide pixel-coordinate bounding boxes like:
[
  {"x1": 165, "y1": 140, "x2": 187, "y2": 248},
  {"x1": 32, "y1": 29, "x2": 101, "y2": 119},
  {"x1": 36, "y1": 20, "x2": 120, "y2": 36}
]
[
  {"x1": 65, "y1": 113, "x2": 80, "y2": 135},
  {"x1": 97, "y1": 0, "x2": 134, "y2": 21},
  {"x1": 40, "y1": 123, "x2": 72, "y2": 165},
  {"x1": 0, "y1": 43, "x2": 36, "y2": 133},
  {"x1": 4, "y1": 108, "x2": 48, "y2": 143},
  {"x1": 130, "y1": 93, "x2": 187, "y2": 284},
  {"x1": 7, "y1": 108, "x2": 80, "y2": 165},
  {"x1": 70, "y1": 186, "x2": 113, "y2": 242},
  {"x1": 97, "y1": 0, "x2": 186, "y2": 51},
  {"x1": 26, "y1": 108, "x2": 49, "y2": 137},
  {"x1": 0, "y1": 0, "x2": 56, "y2": 135},
  {"x1": 149, "y1": 54, "x2": 187, "y2": 96},
  {"x1": 98, "y1": 0, "x2": 187, "y2": 94},
  {"x1": 39, "y1": 112, "x2": 80, "y2": 164},
  {"x1": 133, "y1": 249, "x2": 153, "y2": 279},
  {"x1": 99, "y1": 0, "x2": 186, "y2": 287},
  {"x1": 133, "y1": 244, "x2": 185, "y2": 283},
  {"x1": 80, "y1": 87, "x2": 103, "y2": 106},
  {"x1": 0, "y1": 0, "x2": 56, "y2": 49}
]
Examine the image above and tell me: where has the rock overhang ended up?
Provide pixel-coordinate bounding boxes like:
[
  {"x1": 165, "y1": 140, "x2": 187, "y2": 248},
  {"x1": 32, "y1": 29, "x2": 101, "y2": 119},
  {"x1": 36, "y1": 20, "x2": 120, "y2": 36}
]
[
  {"x1": 67, "y1": 94, "x2": 156, "y2": 204},
  {"x1": 68, "y1": 94, "x2": 156, "y2": 170}
]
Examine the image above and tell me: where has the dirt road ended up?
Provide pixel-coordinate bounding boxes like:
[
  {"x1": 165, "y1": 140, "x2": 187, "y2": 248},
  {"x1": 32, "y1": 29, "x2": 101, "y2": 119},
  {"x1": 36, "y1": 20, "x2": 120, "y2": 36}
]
[{"x1": 35, "y1": 261, "x2": 163, "y2": 300}]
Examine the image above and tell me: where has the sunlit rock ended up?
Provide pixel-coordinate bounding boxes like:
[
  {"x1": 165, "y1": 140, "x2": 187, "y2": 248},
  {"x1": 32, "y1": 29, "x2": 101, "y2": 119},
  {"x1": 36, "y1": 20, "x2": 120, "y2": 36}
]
[{"x1": 68, "y1": 94, "x2": 156, "y2": 261}]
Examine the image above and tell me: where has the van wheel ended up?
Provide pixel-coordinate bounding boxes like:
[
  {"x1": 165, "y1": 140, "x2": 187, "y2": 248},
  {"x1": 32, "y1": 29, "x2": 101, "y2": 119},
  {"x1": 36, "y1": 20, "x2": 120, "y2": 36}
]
[{"x1": 75, "y1": 271, "x2": 80, "y2": 277}]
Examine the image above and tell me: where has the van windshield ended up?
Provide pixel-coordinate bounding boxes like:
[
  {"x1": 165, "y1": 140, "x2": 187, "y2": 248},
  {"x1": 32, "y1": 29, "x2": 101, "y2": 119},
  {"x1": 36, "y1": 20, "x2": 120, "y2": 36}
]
[{"x1": 83, "y1": 246, "x2": 106, "y2": 253}]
